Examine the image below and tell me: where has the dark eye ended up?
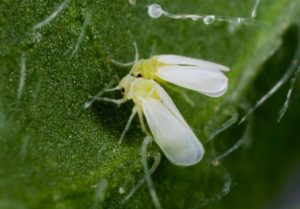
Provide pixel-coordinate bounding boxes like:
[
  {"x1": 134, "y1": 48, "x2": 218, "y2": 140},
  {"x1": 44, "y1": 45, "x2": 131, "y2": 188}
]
[
  {"x1": 137, "y1": 73, "x2": 142, "y2": 78},
  {"x1": 121, "y1": 88, "x2": 125, "y2": 93}
]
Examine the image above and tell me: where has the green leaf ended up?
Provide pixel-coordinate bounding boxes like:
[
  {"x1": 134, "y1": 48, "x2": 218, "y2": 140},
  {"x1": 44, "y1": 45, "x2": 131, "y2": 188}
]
[{"x1": 0, "y1": 0, "x2": 300, "y2": 209}]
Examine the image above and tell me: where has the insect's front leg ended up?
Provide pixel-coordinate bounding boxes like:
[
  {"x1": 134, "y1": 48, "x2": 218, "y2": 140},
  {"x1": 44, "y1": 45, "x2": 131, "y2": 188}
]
[
  {"x1": 84, "y1": 96, "x2": 126, "y2": 109},
  {"x1": 94, "y1": 97, "x2": 127, "y2": 105},
  {"x1": 104, "y1": 86, "x2": 122, "y2": 92},
  {"x1": 84, "y1": 80, "x2": 120, "y2": 109}
]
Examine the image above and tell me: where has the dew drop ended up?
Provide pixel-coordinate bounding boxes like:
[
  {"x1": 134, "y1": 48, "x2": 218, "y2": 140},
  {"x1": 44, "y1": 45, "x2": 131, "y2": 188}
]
[
  {"x1": 251, "y1": 10, "x2": 257, "y2": 18},
  {"x1": 148, "y1": 4, "x2": 163, "y2": 19},
  {"x1": 203, "y1": 15, "x2": 215, "y2": 25},
  {"x1": 84, "y1": 102, "x2": 91, "y2": 109},
  {"x1": 128, "y1": 0, "x2": 136, "y2": 5},
  {"x1": 237, "y1": 17, "x2": 243, "y2": 24},
  {"x1": 119, "y1": 187, "x2": 126, "y2": 194},
  {"x1": 190, "y1": 15, "x2": 199, "y2": 21},
  {"x1": 212, "y1": 159, "x2": 220, "y2": 167}
]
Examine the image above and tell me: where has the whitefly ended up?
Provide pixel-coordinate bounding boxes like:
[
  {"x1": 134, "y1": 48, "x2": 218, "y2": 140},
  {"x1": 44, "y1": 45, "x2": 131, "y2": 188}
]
[
  {"x1": 85, "y1": 74, "x2": 205, "y2": 166},
  {"x1": 131, "y1": 55, "x2": 229, "y2": 97},
  {"x1": 87, "y1": 49, "x2": 230, "y2": 166}
]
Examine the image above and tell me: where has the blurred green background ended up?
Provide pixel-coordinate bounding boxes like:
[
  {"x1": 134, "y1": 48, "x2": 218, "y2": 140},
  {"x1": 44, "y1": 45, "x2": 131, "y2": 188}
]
[{"x1": 0, "y1": 0, "x2": 300, "y2": 209}]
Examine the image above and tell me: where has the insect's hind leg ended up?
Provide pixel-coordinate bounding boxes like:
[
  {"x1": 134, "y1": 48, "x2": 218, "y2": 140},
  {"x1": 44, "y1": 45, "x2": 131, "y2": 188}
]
[
  {"x1": 164, "y1": 83, "x2": 195, "y2": 107},
  {"x1": 118, "y1": 107, "x2": 138, "y2": 144},
  {"x1": 179, "y1": 91, "x2": 195, "y2": 107},
  {"x1": 137, "y1": 109, "x2": 150, "y2": 136}
]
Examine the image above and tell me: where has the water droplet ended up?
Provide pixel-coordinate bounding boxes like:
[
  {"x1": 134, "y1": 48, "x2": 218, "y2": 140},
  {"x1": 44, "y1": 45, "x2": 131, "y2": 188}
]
[
  {"x1": 148, "y1": 4, "x2": 163, "y2": 19},
  {"x1": 237, "y1": 17, "x2": 243, "y2": 24},
  {"x1": 212, "y1": 159, "x2": 220, "y2": 167},
  {"x1": 190, "y1": 15, "x2": 199, "y2": 21},
  {"x1": 84, "y1": 102, "x2": 91, "y2": 109},
  {"x1": 251, "y1": 10, "x2": 257, "y2": 18},
  {"x1": 203, "y1": 15, "x2": 215, "y2": 25},
  {"x1": 128, "y1": 0, "x2": 136, "y2": 5},
  {"x1": 119, "y1": 187, "x2": 126, "y2": 194}
]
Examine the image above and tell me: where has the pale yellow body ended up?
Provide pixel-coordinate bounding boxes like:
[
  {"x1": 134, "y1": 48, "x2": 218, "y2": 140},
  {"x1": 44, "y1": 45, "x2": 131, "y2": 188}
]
[
  {"x1": 132, "y1": 57, "x2": 165, "y2": 81},
  {"x1": 117, "y1": 75, "x2": 204, "y2": 166},
  {"x1": 119, "y1": 75, "x2": 160, "y2": 110},
  {"x1": 88, "y1": 73, "x2": 204, "y2": 166}
]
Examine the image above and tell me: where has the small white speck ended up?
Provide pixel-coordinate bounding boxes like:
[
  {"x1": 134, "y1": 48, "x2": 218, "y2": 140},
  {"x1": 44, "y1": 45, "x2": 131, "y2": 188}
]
[{"x1": 212, "y1": 159, "x2": 220, "y2": 167}]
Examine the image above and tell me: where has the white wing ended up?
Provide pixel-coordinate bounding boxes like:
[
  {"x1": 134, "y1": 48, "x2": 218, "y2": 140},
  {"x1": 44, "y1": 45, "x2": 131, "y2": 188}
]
[
  {"x1": 157, "y1": 55, "x2": 230, "y2": 72},
  {"x1": 142, "y1": 98, "x2": 204, "y2": 166},
  {"x1": 156, "y1": 66, "x2": 228, "y2": 97},
  {"x1": 153, "y1": 82, "x2": 188, "y2": 127}
]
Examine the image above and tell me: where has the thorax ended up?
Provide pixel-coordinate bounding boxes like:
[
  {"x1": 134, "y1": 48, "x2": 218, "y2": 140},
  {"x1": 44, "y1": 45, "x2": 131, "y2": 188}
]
[
  {"x1": 126, "y1": 78, "x2": 161, "y2": 109},
  {"x1": 132, "y1": 57, "x2": 165, "y2": 80}
]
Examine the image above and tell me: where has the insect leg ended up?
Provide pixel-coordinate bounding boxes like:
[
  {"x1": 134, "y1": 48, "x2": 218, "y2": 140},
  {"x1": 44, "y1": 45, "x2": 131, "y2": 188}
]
[
  {"x1": 164, "y1": 83, "x2": 195, "y2": 107},
  {"x1": 84, "y1": 80, "x2": 118, "y2": 109},
  {"x1": 118, "y1": 106, "x2": 138, "y2": 143},
  {"x1": 137, "y1": 109, "x2": 150, "y2": 135},
  {"x1": 110, "y1": 59, "x2": 134, "y2": 67},
  {"x1": 180, "y1": 91, "x2": 195, "y2": 106},
  {"x1": 95, "y1": 97, "x2": 127, "y2": 105},
  {"x1": 104, "y1": 86, "x2": 122, "y2": 92}
]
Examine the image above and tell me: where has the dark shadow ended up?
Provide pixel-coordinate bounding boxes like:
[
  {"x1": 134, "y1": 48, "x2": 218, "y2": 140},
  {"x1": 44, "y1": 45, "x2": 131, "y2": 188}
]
[{"x1": 90, "y1": 95, "x2": 142, "y2": 145}]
